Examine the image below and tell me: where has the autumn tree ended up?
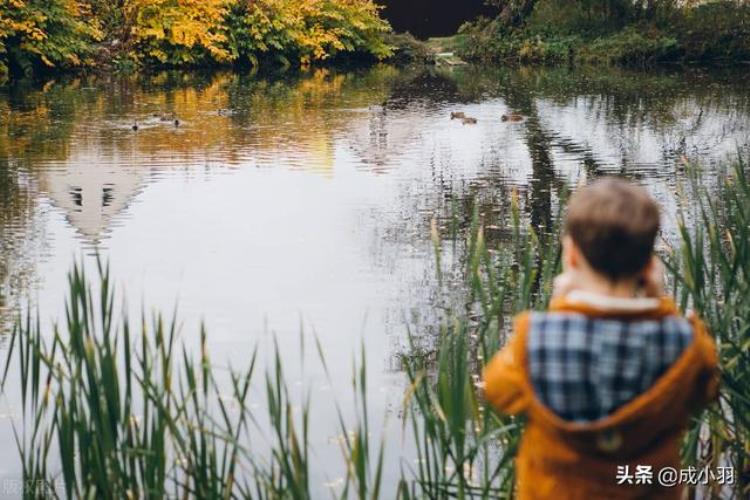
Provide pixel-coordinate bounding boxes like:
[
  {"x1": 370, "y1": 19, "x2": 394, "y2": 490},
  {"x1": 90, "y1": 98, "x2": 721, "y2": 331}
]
[
  {"x1": 0, "y1": 0, "x2": 100, "y2": 80},
  {"x1": 1, "y1": 0, "x2": 393, "y2": 80},
  {"x1": 126, "y1": 0, "x2": 231, "y2": 65},
  {"x1": 224, "y1": 0, "x2": 392, "y2": 67}
]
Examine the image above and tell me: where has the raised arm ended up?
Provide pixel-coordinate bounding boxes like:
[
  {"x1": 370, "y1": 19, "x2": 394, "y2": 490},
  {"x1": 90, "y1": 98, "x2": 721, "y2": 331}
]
[{"x1": 482, "y1": 313, "x2": 532, "y2": 416}]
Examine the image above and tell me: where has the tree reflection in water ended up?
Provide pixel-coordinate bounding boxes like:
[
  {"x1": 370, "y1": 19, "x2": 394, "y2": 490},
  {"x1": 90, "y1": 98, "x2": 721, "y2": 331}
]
[{"x1": 0, "y1": 64, "x2": 748, "y2": 339}]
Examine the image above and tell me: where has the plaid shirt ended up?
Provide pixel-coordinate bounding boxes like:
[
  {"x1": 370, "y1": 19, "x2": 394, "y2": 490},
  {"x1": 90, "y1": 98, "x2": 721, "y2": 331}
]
[{"x1": 527, "y1": 312, "x2": 694, "y2": 423}]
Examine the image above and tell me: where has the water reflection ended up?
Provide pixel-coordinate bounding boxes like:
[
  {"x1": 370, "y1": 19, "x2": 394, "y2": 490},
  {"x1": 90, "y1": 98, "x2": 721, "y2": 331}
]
[
  {"x1": 0, "y1": 158, "x2": 42, "y2": 334},
  {"x1": 0, "y1": 64, "x2": 747, "y2": 316},
  {"x1": 1, "y1": 62, "x2": 749, "y2": 491}
]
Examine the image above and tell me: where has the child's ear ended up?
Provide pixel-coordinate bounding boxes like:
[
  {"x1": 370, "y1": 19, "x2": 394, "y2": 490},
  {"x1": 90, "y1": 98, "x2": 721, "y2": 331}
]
[
  {"x1": 562, "y1": 235, "x2": 579, "y2": 271},
  {"x1": 641, "y1": 256, "x2": 655, "y2": 276},
  {"x1": 641, "y1": 255, "x2": 666, "y2": 297},
  {"x1": 639, "y1": 255, "x2": 660, "y2": 281}
]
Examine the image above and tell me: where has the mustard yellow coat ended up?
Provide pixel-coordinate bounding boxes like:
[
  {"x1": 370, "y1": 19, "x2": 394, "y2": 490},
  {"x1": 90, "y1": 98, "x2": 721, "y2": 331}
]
[{"x1": 482, "y1": 297, "x2": 719, "y2": 499}]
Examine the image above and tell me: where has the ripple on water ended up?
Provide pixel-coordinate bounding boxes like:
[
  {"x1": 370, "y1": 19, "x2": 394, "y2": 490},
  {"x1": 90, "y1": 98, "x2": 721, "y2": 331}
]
[{"x1": 0, "y1": 64, "x2": 748, "y2": 485}]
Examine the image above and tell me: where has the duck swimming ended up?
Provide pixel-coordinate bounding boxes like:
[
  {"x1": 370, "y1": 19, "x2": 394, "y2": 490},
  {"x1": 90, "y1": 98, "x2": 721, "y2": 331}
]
[
  {"x1": 451, "y1": 112, "x2": 466, "y2": 120},
  {"x1": 131, "y1": 122, "x2": 139, "y2": 131},
  {"x1": 462, "y1": 117, "x2": 478, "y2": 125},
  {"x1": 501, "y1": 113, "x2": 524, "y2": 123}
]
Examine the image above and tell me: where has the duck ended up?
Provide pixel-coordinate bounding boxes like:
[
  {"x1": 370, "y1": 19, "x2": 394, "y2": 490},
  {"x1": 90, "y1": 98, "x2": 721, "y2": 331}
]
[
  {"x1": 450, "y1": 111, "x2": 466, "y2": 120},
  {"x1": 462, "y1": 117, "x2": 478, "y2": 125},
  {"x1": 501, "y1": 113, "x2": 524, "y2": 123},
  {"x1": 131, "y1": 122, "x2": 139, "y2": 131},
  {"x1": 174, "y1": 119, "x2": 180, "y2": 127}
]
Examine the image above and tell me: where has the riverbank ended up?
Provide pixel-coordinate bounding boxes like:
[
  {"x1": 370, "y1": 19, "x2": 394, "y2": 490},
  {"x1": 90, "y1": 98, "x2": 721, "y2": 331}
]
[
  {"x1": 454, "y1": 0, "x2": 750, "y2": 66},
  {"x1": 5, "y1": 1, "x2": 748, "y2": 85}
]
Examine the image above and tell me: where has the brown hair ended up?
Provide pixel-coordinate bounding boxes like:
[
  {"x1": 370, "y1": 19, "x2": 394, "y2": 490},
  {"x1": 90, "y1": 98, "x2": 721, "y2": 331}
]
[{"x1": 565, "y1": 177, "x2": 660, "y2": 281}]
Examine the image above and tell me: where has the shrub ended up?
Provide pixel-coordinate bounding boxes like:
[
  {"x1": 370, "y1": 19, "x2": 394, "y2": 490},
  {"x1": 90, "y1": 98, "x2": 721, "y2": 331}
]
[
  {"x1": 458, "y1": 0, "x2": 750, "y2": 66},
  {"x1": 0, "y1": 0, "x2": 393, "y2": 81},
  {"x1": 0, "y1": 0, "x2": 100, "y2": 79},
  {"x1": 672, "y1": 1, "x2": 750, "y2": 61},
  {"x1": 126, "y1": 0, "x2": 231, "y2": 66},
  {"x1": 380, "y1": 32, "x2": 430, "y2": 65},
  {"x1": 455, "y1": 18, "x2": 581, "y2": 65},
  {"x1": 223, "y1": 0, "x2": 392, "y2": 67},
  {"x1": 580, "y1": 27, "x2": 680, "y2": 65},
  {"x1": 0, "y1": 13, "x2": 8, "y2": 82},
  {"x1": 526, "y1": 0, "x2": 632, "y2": 37},
  {"x1": 454, "y1": 17, "x2": 515, "y2": 62},
  {"x1": 517, "y1": 35, "x2": 579, "y2": 63}
]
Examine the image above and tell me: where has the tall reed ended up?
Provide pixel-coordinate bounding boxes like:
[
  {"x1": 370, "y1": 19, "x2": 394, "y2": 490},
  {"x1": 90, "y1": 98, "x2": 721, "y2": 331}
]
[
  {"x1": 1, "y1": 260, "x2": 388, "y2": 499},
  {"x1": 399, "y1": 159, "x2": 749, "y2": 498},
  {"x1": 1, "y1": 157, "x2": 747, "y2": 498},
  {"x1": 397, "y1": 188, "x2": 562, "y2": 499},
  {"x1": 2, "y1": 261, "x2": 259, "y2": 498},
  {"x1": 665, "y1": 157, "x2": 749, "y2": 496}
]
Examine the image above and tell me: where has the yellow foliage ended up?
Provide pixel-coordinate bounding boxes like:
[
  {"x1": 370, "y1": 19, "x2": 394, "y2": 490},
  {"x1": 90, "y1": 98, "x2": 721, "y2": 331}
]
[
  {"x1": 0, "y1": 0, "x2": 47, "y2": 43},
  {"x1": 127, "y1": 0, "x2": 231, "y2": 64},
  {"x1": 228, "y1": 0, "x2": 393, "y2": 66},
  {"x1": 0, "y1": 0, "x2": 101, "y2": 79},
  {"x1": 1, "y1": 0, "x2": 392, "y2": 80}
]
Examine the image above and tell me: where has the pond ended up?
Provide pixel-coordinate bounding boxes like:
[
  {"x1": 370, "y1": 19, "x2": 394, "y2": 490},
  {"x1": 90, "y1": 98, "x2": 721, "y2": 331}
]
[{"x1": 0, "y1": 64, "x2": 748, "y2": 493}]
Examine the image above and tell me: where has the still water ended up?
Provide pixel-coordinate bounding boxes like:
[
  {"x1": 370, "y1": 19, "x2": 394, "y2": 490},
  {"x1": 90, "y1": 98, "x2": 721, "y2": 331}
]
[{"x1": 0, "y1": 64, "x2": 748, "y2": 491}]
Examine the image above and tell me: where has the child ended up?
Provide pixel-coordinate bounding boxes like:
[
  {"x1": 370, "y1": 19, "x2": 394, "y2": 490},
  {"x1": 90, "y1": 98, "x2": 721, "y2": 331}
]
[{"x1": 482, "y1": 178, "x2": 718, "y2": 499}]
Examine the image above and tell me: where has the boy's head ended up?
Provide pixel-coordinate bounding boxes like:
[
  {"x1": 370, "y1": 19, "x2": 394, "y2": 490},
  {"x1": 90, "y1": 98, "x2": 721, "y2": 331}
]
[{"x1": 564, "y1": 178, "x2": 660, "y2": 283}]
